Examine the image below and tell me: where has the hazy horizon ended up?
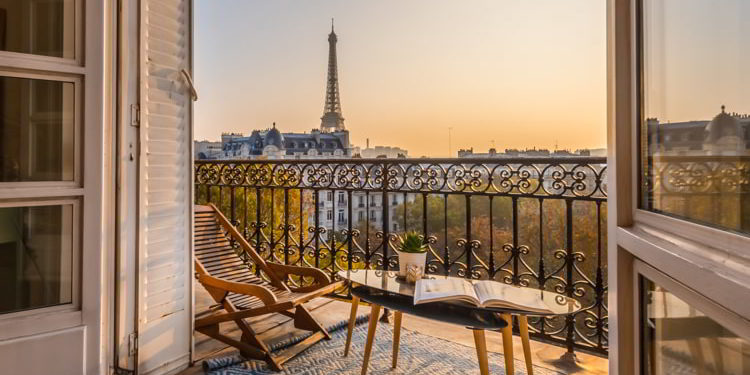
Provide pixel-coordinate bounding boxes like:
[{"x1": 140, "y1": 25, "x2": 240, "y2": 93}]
[{"x1": 195, "y1": 0, "x2": 607, "y2": 157}]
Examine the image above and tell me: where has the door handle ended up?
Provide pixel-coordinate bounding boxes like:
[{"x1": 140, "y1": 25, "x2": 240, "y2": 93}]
[{"x1": 181, "y1": 69, "x2": 198, "y2": 101}]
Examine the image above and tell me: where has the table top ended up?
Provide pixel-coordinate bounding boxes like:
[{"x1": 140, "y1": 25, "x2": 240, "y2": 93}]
[{"x1": 338, "y1": 269, "x2": 582, "y2": 316}]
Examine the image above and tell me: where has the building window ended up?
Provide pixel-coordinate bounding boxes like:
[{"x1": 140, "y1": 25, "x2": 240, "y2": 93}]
[
  {"x1": 0, "y1": 0, "x2": 84, "y2": 320},
  {"x1": 358, "y1": 196, "x2": 365, "y2": 207},
  {"x1": 326, "y1": 210, "x2": 332, "y2": 221},
  {"x1": 0, "y1": 76, "x2": 76, "y2": 182},
  {"x1": 640, "y1": 0, "x2": 750, "y2": 235},
  {"x1": 393, "y1": 223, "x2": 398, "y2": 231},
  {"x1": 0, "y1": 1, "x2": 76, "y2": 59},
  {"x1": 640, "y1": 275, "x2": 750, "y2": 375},
  {"x1": 338, "y1": 210, "x2": 345, "y2": 223},
  {"x1": 326, "y1": 191, "x2": 333, "y2": 201},
  {"x1": 358, "y1": 211, "x2": 364, "y2": 221},
  {"x1": 370, "y1": 210, "x2": 376, "y2": 221},
  {"x1": 0, "y1": 203, "x2": 77, "y2": 314},
  {"x1": 338, "y1": 192, "x2": 345, "y2": 204}
]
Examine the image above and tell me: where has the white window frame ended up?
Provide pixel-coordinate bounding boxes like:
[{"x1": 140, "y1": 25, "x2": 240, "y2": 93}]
[
  {"x1": 0, "y1": 198, "x2": 81, "y2": 339},
  {"x1": 630, "y1": 0, "x2": 750, "y2": 260},
  {"x1": 0, "y1": 70, "x2": 82, "y2": 191},
  {"x1": 632, "y1": 260, "x2": 750, "y2": 375},
  {"x1": 0, "y1": 0, "x2": 107, "y2": 356},
  {"x1": 0, "y1": 0, "x2": 84, "y2": 71},
  {"x1": 607, "y1": 0, "x2": 750, "y2": 372},
  {"x1": 628, "y1": 0, "x2": 750, "y2": 304}
]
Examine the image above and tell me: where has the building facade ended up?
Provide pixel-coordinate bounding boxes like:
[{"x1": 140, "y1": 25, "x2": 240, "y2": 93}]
[
  {"x1": 216, "y1": 125, "x2": 354, "y2": 159},
  {"x1": 646, "y1": 106, "x2": 750, "y2": 156},
  {"x1": 458, "y1": 147, "x2": 597, "y2": 158}
]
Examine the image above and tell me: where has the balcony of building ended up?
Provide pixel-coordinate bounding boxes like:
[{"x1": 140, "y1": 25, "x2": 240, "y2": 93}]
[
  {"x1": 185, "y1": 156, "x2": 609, "y2": 374},
  {"x1": 181, "y1": 289, "x2": 608, "y2": 375}
]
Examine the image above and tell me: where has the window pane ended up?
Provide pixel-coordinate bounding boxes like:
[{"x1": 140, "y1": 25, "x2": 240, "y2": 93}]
[
  {"x1": 641, "y1": 277, "x2": 750, "y2": 375},
  {"x1": 0, "y1": 0, "x2": 75, "y2": 58},
  {"x1": 0, "y1": 76, "x2": 75, "y2": 182},
  {"x1": 0, "y1": 204, "x2": 74, "y2": 314},
  {"x1": 640, "y1": 0, "x2": 750, "y2": 235}
]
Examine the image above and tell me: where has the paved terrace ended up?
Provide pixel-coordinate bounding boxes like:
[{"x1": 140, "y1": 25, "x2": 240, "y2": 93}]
[{"x1": 180, "y1": 286, "x2": 607, "y2": 375}]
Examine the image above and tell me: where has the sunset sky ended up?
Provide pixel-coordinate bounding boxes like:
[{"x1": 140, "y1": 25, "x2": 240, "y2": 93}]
[{"x1": 194, "y1": 0, "x2": 607, "y2": 157}]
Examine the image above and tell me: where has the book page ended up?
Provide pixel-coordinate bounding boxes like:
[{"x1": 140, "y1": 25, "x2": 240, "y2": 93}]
[
  {"x1": 474, "y1": 281, "x2": 551, "y2": 313},
  {"x1": 414, "y1": 278, "x2": 479, "y2": 306}
]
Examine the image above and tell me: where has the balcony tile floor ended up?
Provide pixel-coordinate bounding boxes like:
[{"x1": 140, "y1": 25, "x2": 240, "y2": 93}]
[{"x1": 181, "y1": 284, "x2": 607, "y2": 375}]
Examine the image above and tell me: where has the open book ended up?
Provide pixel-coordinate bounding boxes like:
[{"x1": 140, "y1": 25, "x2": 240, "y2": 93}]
[{"x1": 414, "y1": 278, "x2": 552, "y2": 314}]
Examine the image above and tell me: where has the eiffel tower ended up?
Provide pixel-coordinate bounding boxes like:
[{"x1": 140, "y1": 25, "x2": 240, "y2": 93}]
[{"x1": 321, "y1": 19, "x2": 345, "y2": 132}]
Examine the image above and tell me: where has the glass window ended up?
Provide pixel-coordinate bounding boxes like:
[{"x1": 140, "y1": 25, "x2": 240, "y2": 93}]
[
  {"x1": 0, "y1": 0, "x2": 75, "y2": 58},
  {"x1": 0, "y1": 76, "x2": 75, "y2": 182},
  {"x1": 0, "y1": 204, "x2": 74, "y2": 314},
  {"x1": 641, "y1": 277, "x2": 750, "y2": 374},
  {"x1": 640, "y1": 0, "x2": 750, "y2": 235}
]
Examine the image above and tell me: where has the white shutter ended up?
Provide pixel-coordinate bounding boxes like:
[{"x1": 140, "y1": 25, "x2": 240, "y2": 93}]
[{"x1": 137, "y1": 0, "x2": 193, "y2": 373}]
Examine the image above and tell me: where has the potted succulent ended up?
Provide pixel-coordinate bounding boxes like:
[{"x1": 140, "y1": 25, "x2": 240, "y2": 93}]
[{"x1": 396, "y1": 231, "x2": 428, "y2": 277}]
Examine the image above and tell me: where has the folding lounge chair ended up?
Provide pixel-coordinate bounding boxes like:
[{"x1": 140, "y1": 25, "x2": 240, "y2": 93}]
[{"x1": 193, "y1": 204, "x2": 343, "y2": 371}]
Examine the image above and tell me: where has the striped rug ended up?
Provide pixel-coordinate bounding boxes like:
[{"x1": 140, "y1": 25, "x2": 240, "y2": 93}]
[{"x1": 203, "y1": 315, "x2": 564, "y2": 374}]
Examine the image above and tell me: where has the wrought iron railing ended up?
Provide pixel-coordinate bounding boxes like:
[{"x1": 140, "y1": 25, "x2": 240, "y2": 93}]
[{"x1": 194, "y1": 157, "x2": 609, "y2": 355}]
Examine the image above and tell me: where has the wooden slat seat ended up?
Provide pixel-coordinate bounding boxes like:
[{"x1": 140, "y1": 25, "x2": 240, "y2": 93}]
[{"x1": 193, "y1": 204, "x2": 343, "y2": 371}]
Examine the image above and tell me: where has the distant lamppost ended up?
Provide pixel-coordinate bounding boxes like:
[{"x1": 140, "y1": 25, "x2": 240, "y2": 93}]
[{"x1": 448, "y1": 127, "x2": 453, "y2": 157}]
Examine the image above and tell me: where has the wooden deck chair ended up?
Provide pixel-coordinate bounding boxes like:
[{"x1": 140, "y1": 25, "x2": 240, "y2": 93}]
[{"x1": 193, "y1": 204, "x2": 343, "y2": 371}]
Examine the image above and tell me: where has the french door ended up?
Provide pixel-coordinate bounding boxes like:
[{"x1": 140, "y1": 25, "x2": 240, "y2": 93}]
[{"x1": 608, "y1": 0, "x2": 750, "y2": 373}]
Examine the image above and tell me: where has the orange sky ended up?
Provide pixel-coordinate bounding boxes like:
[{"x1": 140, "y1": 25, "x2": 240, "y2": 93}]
[{"x1": 195, "y1": 1, "x2": 607, "y2": 157}]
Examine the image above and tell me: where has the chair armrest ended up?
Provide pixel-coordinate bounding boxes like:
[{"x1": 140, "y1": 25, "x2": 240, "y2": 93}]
[
  {"x1": 198, "y1": 274, "x2": 277, "y2": 306},
  {"x1": 266, "y1": 263, "x2": 331, "y2": 287}
]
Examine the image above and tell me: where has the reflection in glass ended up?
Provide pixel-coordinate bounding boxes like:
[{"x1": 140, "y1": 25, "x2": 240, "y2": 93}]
[
  {"x1": 0, "y1": 76, "x2": 75, "y2": 182},
  {"x1": 641, "y1": 277, "x2": 750, "y2": 375},
  {"x1": 641, "y1": 0, "x2": 750, "y2": 234},
  {"x1": 0, "y1": 0, "x2": 75, "y2": 58},
  {"x1": 0, "y1": 205, "x2": 73, "y2": 314}
]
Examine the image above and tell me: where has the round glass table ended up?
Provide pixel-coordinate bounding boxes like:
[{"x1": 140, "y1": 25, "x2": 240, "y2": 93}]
[{"x1": 338, "y1": 269, "x2": 582, "y2": 375}]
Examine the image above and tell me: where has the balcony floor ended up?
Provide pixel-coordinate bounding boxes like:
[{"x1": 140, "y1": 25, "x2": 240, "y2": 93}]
[{"x1": 181, "y1": 286, "x2": 607, "y2": 375}]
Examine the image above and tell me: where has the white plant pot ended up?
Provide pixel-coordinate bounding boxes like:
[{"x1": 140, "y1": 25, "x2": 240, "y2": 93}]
[{"x1": 396, "y1": 250, "x2": 427, "y2": 277}]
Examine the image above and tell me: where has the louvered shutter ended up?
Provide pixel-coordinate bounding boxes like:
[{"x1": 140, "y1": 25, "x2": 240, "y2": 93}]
[{"x1": 137, "y1": 0, "x2": 193, "y2": 373}]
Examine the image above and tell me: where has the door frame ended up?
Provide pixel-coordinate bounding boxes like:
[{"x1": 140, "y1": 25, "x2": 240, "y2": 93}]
[
  {"x1": 113, "y1": 0, "x2": 196, "y2": 372},
  {"x1": 607, "y1": 0, "x2": 750, "y2": 373}
]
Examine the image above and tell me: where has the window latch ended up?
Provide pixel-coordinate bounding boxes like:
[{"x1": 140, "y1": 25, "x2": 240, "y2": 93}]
[{"x1": 130, "y1": 104, "x2": 140, "y2": 128}]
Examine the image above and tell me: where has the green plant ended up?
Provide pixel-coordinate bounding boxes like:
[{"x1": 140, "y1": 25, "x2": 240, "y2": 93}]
[{"x1": 399, "y1": 231, "x2": 427, "y2": 253}]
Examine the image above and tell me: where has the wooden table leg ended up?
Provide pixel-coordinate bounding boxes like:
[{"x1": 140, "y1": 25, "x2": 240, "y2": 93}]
[
  {"x1": 472, "y1": 329, "x2": 490, "y2": 375},
  {"x1": 344, "y1": 296, "x2": 360, "y2": 357},
  {"x1": 501, "y1": 313, "x2": 515, "y2": 374},
  {"x1": 392, "y1": 311, "x2": 403, "y2": 369},
  {"x1": 518, "y1": 315, "x2": 533, "y2": 375},
  {"x1": 361, "y1": 304, "x2": 382, "y2": 375}
]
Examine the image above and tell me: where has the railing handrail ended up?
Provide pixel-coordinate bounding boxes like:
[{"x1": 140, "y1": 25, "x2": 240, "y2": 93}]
[
  {"x1": 195, "y1": 157, "x2": 608, "y2": 201},
  {"x1": 196, "y1": 156, "x2": 607, "y2": 165}
]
